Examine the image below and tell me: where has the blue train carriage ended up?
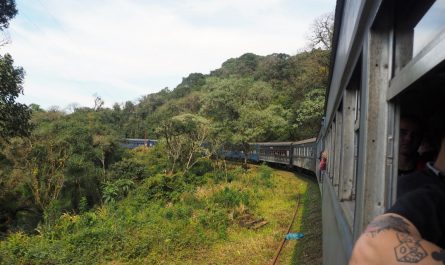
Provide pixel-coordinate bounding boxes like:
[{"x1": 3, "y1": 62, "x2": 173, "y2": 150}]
[
  {"x1": 291, "y1": 137, "x2": 317, "y2": 173},
  {"x1": 222, "y1": 149, "x2": 244, "y2": 161},
  {"x1": 121, "y1": 139, "x2": 157, "y2": 149},
  {"x1": 257, "y1": 142, "x2": 293, "y2": 166},
  {"x1": 322, "y1": 0, "x2": 445, "y2": 264},
  {"x1": 248, "y1": 143, "x2": 260, "y2": 163}
]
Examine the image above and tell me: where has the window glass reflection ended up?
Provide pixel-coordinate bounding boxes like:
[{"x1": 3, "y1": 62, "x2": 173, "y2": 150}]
[{"x1": 413, "y1": 0, "x2": 445, "y2": 57}]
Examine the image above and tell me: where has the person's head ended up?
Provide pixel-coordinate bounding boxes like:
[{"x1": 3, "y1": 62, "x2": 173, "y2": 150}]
[
  {"x1": 399, "y1": 115, "x2": 423, "y2": 157},
  {"x1": 322, "y1": 151, "x2": 328, "y2": 159}
]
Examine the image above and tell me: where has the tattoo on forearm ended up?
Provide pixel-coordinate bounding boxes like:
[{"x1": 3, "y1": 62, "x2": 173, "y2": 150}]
[
  {"x1": 365, "y1": 215, "x2": 410, "y2": 237},
  {"x1": 432, "y1": 249, "x2": 445, "y2": 264},
  {"x1": 393, "y1": 233, "x2": 427, "y2": 263}
]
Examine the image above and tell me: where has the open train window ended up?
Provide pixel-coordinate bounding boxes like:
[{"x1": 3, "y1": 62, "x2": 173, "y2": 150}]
[
  {"x1": 328, "y1": 123, "x2": 335, "y2": 182},
  {"x1": 390, "y1": 0, "x2": 445, "y2": 99},
  {"x1": 412, "y1": 1, "x2": 445, "y2": 57},
  {"x1": 393, "y1": 62, "x2": 445, "y2": 200},
  {"x1": 337, "y1": 59, "x2": 362, "y2": 228},
  {"x1": 333, "y1": 103, "x2": 343, "y2": 195},
  {"x1": 393, "y1": 0, "x2": 436, "y2": 74}
]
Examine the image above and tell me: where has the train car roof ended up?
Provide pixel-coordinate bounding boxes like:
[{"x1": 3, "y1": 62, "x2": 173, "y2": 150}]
[
  {"x1": 254, "y1": 142, "x2": 293, "y2": 146},
  {"x1": 123, "y1": 138, "x2": 157, "y2": 141},
  {"x1": 292, "y1": 137, "x2": 317, "y2": 145}
]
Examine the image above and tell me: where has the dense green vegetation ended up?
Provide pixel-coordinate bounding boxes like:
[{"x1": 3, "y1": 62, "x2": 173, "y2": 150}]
[
  {"x1": 0, "y1": 161, "x2": 320, "y2": 264},
  {"x1": 0, "y1": 1, "x2": 330, "y2": 263},
  {"x1": 120, "y1": 49, "x2": 329, "y2": 141}
]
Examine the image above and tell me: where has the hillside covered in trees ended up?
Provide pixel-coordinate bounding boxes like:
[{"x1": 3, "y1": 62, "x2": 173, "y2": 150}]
[{"x1": 115, "y1": 49, "x2": 329, "y2": 142}]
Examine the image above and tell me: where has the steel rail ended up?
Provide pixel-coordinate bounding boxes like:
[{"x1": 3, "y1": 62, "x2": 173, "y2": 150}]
[{"x1": 270, "y1": 193, "x2": 301, "y2": 265}]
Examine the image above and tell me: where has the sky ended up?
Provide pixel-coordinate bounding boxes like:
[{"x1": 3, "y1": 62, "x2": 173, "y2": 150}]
[{"x1": 2, "y1": 0, "x2": 335, "y2": 110}]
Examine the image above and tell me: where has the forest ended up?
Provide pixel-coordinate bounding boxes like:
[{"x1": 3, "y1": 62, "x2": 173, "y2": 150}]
[{"x1": 0, "y1": 0, "x2": 331, "y2": 263}]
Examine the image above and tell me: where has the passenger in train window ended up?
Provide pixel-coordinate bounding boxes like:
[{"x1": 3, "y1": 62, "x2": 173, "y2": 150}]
[
  {"x1": 397, "y1": 115, "x2": 425, "y2": 198},
  {"x1": 398, "y1": 115, "x2": 424, "y2": 176},
  {"x1": 349, "y1": 114, "x2": 445, "y2": 265},
  {"x1": 417, "y1": 128, "x2": 440, "y2": 167},
  {"x1": 397, "y1": 116, "x2": 441, "y2": 198},
  {"x1": 319, "y1": 151, "x2": 327, "y2": 182}
]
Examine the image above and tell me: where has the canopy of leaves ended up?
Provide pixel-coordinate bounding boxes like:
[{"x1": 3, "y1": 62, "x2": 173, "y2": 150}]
[
  {"x1": 0, "y1": 0, "x2": 17, "y2": 31},
  {"x1": 0, "y1": 54, "x2": 31, "y2": 141}
]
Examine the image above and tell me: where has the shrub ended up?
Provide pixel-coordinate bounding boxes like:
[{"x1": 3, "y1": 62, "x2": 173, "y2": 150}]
[
  {"x1": 204, "y1": 169, "x2": 236, "y2": 183},
  {"x1": 182, "y1": 172, "x2": 207, "y2": 186},
  {"x1": 164, "y1": 204, "x2": 193, "y2": 221},
  {"x1": 134, "y1": 174, "x2": 185, "y2": 203},
  {"x1": 108, "y1": 159, "x2": 147, "y2": 181},
  {"x1": 0, "y1": 232, "x2": 30, "y2": 264},
  {"x1": 78, "y1": 196, "x2": 88, "y2": 213},
  {"x1": 198, "y1": 208, "x2": 229, "y2": 239},
  {"x1": 102, "y1": 179, "x2": 135, "y2": 204},
  {"x1": 211, "y1": 187, "x2": 250, "y2": 208},
  {"x1": 258, "y1": 164, "x2": 274, "y2": 187},
  {"x1": 189, "y1": 159, "x2": 213, "y2": 176}
]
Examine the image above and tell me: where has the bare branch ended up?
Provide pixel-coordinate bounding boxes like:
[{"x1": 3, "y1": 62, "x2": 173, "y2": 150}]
[{"x1": 306, "y1": 12, "x2": 334, "y2": 50}]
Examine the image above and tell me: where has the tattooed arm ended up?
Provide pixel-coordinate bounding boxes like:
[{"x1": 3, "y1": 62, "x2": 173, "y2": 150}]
[{"x1": 349, "y1": 213, "x2": 445, "y2": 264}]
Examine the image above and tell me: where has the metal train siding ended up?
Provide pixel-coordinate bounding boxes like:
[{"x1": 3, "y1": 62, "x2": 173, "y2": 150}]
[{"x1": 319, "y1": 0, "x2": 445, "y2": 264}]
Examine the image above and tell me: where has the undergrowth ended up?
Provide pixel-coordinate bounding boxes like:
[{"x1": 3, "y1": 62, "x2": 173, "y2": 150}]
[{"x1": 0, "y1": 164, "x2": 318, "y2": 265}]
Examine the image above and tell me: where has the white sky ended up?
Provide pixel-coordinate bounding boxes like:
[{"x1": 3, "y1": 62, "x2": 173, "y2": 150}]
[{"x1": 1, "y1": 0, "x2": 335, "y2": 110}]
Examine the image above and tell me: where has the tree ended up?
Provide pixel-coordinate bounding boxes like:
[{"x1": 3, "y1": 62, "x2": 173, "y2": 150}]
[
  {"x1": 0, "y1": 0, "x2": 17, "y2": 31},
  {"x1": 10, "y1": 137, "x2": 71, "y2": 214},
  {"x1": 0, "y1": 0, "x2": 16, "y2": 46},
  {"x1": 157, "y1": 114, "x2": 211, "y2": 174},
  {"x1": 201, "y1": 77, "x2": 289, "y2": 167},
  {"x1": 307, "y1": 12, "x2": 334, "y2": 50},
  {"x1": 93, "y1": 94, "x2": 104, "y2": 111},
  {"x1": 293, "y1": 88, "x2": 326, "y2": 138},
  {"x1": 0, "y1": 54, "x2": 31, "y2": 141}
]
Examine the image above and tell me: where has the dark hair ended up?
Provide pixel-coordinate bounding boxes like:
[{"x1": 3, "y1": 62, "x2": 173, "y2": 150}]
[
  {"x1": 428, "y1": 107, "x2": 445, "y2": 146},
  {"x1": 400, "y1": 113, "x2": 424, "y2": 128}
]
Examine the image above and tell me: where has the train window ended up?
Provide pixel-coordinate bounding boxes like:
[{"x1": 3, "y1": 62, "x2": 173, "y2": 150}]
[
  {"x1": 335, "y1": 60, "x2": 362, "y2": 229},
  {"x1": 328, "y1": 123, "x2": 335, "y2": 182},
  {"x1": 393, "y1": 0, "x2": 435, "y2": 74},
  {"x1": 413, "y1": 0, "x2": 445, "y2": 57},
  {"x1": 353, "y1": 88, "x2": 361, "y2": 130},
  {"x1": 333, "y1": 106, "x2": 343, "y2": 195},
  {"x1": 394, "y1": 63, "x2": 445, "y2": 200},
  {"x1": 390, "y1": 0, "x2": 445, "y2": 100}
]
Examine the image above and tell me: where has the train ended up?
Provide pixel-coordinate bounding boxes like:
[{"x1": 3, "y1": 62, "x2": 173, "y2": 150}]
[
  {"x1": 222, "y1": 139, "x2": 318, "y2": 175},
  {"x1": 120, "y1": 138, "x2": 157, "y2": 149}
]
